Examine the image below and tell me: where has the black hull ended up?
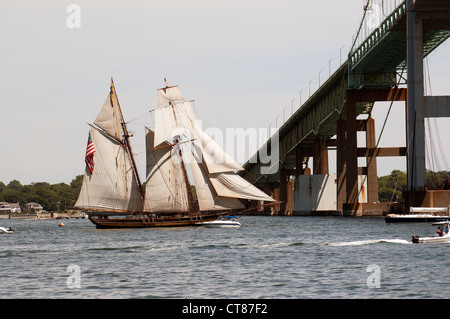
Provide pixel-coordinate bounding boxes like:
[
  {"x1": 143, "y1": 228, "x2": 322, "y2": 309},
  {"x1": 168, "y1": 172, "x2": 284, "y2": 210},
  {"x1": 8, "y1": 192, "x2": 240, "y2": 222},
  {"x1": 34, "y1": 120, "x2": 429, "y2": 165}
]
[{"x1": 87, "y1": 212, "x2": 224, "y2": 229}]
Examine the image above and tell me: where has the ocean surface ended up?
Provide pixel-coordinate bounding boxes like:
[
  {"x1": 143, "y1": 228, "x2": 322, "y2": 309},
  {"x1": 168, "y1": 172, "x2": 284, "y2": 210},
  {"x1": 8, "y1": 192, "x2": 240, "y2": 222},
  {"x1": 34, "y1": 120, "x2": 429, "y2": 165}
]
[{"x1": 0, "y1": 216, "x2": 448, "y2": 299}]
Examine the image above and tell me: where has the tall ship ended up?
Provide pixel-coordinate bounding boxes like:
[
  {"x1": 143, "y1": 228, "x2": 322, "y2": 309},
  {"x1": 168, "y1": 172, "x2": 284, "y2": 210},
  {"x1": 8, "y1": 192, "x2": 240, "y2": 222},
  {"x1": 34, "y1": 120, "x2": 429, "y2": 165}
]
[{"x1": 75, "y1": 79, "x2": 274, "y2": 228}]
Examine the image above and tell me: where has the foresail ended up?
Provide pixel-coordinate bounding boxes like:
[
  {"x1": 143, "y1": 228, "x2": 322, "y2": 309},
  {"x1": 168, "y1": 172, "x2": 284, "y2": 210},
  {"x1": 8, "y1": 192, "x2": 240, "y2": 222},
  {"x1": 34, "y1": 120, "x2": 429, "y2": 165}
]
[
  {"x1": 75, "y1": 126, "x2": 143, "y2": 212},
  {"x1": 209, "y1": 172, "x2": 275, "y2": 202},
  {"x1": 143, "y1": 127, "x2": 190, "y2": 213},
  {"x1": 189, "y1": 151, "x2": 245, "y2": 211},
  {"x1": 193, "y1": 122, "x2": 244, "y2": 174}
]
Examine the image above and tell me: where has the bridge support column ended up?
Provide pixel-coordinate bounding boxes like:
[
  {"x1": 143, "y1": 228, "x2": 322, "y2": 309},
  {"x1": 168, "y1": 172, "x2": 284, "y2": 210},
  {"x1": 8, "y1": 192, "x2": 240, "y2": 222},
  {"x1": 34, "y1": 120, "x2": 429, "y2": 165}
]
[
  {"x1": 279, "y1": 168, "x2": 287, "y2": 213},
  {"x1": 407, "y1": 0, "x2": 426, "y2": 194},
  {"x1": 365, "y1": 117, "x2": 379, "y2": 203},
  {"x1": 338, "y1": 88, "x2": 407, "y2": 215},
  {"x1": 313, "y1": 137, "x2": 329, "y2": 175},
  {"x1": 343, "y1": 90, "x2": 360, "y2": 215},
  {"x1": 336, "y1": 119, "x2": 346, "y2": 212}
]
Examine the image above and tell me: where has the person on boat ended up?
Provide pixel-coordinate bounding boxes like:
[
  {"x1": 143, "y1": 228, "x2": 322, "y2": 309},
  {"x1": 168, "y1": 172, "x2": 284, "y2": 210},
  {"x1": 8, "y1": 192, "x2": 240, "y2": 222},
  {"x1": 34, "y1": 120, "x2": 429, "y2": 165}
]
[
  {"x1": 437, "y1": 226, "x2": 444, "y2": 237},
  {"x1": 444, "y1": 225, "x2": 449, "y2": 235}
]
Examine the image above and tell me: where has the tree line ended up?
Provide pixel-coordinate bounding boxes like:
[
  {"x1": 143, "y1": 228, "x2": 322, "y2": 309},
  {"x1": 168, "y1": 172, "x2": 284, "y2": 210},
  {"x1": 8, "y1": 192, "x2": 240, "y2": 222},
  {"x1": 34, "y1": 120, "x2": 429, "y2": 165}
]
[
  {"x1": 0, "y1": 175, "x2": 83, "y2": 212},
  {"x1": 0, "y1": 170, "x2": 449, "y2": 212},
  {"x1": 378, "y1": 169, "x2": 450, "y2": 202}
]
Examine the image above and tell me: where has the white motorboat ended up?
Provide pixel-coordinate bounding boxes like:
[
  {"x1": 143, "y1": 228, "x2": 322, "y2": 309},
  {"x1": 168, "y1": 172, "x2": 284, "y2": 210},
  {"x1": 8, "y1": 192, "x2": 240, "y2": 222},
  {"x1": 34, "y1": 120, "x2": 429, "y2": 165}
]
[
  {"x1": 412, "y1": 221, "x2": 450, "y2": 243},
  {"x1": 0, "y1": 227, "x2": 14, "y2": 234},
  {"x1": 197, "y1": 216, "x2": 241, "y2": 228},
  {"x1": 385, "y1": 207, "x2": 450, "y2": 223}
]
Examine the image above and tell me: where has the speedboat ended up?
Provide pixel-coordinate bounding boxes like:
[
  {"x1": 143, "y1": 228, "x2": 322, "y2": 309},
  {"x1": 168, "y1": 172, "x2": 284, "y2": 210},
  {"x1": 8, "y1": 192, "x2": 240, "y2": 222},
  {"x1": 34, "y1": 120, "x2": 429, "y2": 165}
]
[
  {"x1": 0, "y1": 227, "x2": 14, "y2": 234},
  {"x1": 196, "y1": 216, "x2": 241, "y2": 228},
  {"x1": 412, "y1": 221, "x2": 450, "y2": 243}
]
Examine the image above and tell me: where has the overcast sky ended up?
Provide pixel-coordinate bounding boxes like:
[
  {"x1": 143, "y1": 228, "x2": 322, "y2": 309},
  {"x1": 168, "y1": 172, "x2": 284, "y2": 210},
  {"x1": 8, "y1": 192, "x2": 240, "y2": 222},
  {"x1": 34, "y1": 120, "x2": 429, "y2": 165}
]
[{"x1": 1, "y1": 0, "x2": 450, "y2": 185}]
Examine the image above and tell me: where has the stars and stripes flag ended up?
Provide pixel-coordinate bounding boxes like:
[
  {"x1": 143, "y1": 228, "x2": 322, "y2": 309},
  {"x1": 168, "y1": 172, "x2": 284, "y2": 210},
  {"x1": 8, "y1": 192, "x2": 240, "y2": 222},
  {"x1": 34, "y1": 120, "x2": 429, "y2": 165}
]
[{"x1": 85, "y1": 132, "x2": 96, "y2": 174}]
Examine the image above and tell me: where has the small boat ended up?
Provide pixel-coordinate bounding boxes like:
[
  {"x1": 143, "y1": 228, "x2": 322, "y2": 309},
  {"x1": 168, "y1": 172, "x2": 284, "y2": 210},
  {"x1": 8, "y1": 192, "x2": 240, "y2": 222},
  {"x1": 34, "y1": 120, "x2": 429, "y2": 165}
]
[
  {"x1": 412, "y1": 221, "x2": 450, "y2": 243},
  {"x1": 385, "y1": 207, "x2": 450, "y2": 223},
  {"x1": 0, "y1": 227, "x2": 14, "y2": 234},
  {"x1": 386, "y1": 214, "x2": 450, "y2": 223},
  {"x1": 197, "y1": 216, "x2": 241, "y2": 228}
]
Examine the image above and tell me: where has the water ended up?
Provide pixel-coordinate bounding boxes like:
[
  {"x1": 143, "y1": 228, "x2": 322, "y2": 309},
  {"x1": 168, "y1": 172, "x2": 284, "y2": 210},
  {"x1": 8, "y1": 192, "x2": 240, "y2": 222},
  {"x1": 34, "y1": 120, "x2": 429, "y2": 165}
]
[{"x1": 0, "y1": 216, "x2": 448, "y2": 299}]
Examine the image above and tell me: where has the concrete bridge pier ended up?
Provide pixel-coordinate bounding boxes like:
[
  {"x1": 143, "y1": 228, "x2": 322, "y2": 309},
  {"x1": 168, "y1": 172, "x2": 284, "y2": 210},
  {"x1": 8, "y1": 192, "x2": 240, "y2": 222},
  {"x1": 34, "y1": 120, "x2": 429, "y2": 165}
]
[{"x1": 340, "y1": 88, "x2": 407, "y2": 216}]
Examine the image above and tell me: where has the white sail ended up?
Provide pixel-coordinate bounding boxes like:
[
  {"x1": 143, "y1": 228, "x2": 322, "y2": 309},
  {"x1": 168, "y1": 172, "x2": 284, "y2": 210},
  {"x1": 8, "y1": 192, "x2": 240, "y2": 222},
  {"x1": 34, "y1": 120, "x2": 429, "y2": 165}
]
[
  {"x1": 154, "y1": 101, "x2": 197, "y2": 147},
  {"x1": 93, "y1": 90, "x2": 123, "y2": 142},
  {"x1": 209, "y1": 172, "x2": 275, "y2": 202},
  {"x1": 75, "y1": 126, "x2": 142, "y2": 212},
  {"x1": 192, "y1": 122, "x2": 244, "y2": 174},
  {"x1": 143, "y1": 127, "x2": 190, "y2": 213},
  {"x1": 158, "y1": 85, "x2": 185, "y2": 107},
  {"x1": 152, "y1": 84, "x2": 273, "y2": 207},
  {"x1": 189, "y1": 150, "x2": 245, "y2": 211}
]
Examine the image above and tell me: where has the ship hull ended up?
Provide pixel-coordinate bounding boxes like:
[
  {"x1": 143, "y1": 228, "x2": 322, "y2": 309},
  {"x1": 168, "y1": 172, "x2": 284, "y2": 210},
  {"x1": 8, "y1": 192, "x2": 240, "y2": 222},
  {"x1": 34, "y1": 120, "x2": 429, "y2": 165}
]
[{"x1": 87, "y1": 212, "x2": 223, "y2": 229}]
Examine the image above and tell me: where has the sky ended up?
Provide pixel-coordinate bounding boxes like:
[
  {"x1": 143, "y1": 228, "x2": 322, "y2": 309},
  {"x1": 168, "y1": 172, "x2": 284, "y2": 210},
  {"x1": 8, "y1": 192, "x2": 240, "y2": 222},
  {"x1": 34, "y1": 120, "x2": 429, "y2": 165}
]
[{"x1": 1, "y1": 0, "x2": 450, "y2": 185}]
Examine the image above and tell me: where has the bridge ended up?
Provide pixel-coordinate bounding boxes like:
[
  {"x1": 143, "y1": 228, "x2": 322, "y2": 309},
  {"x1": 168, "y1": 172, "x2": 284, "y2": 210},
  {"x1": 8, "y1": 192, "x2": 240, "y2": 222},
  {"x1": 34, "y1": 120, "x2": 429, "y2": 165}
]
[{"x1": 241, "y1": 0, "x2": 450, "y2": 216}]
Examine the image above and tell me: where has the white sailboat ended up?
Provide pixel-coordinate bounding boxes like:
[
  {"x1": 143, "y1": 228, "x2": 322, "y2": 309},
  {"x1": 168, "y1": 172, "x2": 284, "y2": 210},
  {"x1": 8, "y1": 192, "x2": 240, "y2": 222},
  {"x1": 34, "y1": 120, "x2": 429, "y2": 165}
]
[{"x1": 75, "y1": 80, "x2": 275, "y2": 228}]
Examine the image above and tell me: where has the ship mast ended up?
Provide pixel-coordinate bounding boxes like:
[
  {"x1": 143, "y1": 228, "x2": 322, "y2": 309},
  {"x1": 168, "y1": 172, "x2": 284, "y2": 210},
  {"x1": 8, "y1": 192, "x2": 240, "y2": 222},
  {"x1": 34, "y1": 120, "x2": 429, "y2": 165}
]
[
  {"x1": 110, "y1": 79, "x2": 145, "y2": 206},
  {"x1": 169, "y1": 100, "x2": 198, "y2": 217}
]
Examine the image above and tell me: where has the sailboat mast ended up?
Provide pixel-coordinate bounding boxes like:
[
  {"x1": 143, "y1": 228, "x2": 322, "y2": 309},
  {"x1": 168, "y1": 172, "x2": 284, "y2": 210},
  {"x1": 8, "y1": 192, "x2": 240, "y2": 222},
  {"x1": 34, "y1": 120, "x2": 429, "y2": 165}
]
[
  {"x1": 110, "y1": 79, "x2": 145, "y2": 204},
  {"x1": 168, "y1": 100, "x2": 198, "y2": 216},
  {"x1": 176, "y1": 139, "x2": 198, "y2": 216}
]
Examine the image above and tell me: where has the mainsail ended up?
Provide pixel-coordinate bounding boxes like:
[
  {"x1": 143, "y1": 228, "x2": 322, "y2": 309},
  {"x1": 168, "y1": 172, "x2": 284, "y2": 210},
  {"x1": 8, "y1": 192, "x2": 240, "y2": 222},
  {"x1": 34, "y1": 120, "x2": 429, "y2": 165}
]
[
  {"x1": 143, "y1": 127, "x2": 191, "y2": 213},
  {"x1": 75, "y1": 80, "x2": 143, "y2": 212}
]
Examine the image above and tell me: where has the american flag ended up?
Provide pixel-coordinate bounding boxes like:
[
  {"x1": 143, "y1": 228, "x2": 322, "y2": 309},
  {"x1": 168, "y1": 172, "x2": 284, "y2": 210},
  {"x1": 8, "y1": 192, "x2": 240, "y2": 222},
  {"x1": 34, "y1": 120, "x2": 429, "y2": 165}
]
[{"x1": 85, "y1": 132, "x2": 96, "y2": 174}]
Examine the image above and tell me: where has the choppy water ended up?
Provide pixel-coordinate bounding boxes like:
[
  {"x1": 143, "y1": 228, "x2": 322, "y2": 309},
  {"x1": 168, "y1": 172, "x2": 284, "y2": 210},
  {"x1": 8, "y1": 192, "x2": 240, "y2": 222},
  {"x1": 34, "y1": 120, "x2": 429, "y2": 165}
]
[{"x1": 0, "y1": 216, "x2": 448, "y2": 299}]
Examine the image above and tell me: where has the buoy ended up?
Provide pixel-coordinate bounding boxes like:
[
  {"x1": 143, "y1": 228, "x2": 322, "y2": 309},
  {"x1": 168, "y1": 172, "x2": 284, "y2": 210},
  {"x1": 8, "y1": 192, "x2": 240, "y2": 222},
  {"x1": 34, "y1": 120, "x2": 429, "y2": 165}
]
[{"x1": 59, "y1": 222, "x2": 65, "y2": 227}]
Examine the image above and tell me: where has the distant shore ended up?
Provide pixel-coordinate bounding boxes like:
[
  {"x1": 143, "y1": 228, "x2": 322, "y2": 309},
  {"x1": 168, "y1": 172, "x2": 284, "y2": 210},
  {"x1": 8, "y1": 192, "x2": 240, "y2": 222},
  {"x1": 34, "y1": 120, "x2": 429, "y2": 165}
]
[{"x1": 0, "y1": 212, "x2": 88, "y2": 220}]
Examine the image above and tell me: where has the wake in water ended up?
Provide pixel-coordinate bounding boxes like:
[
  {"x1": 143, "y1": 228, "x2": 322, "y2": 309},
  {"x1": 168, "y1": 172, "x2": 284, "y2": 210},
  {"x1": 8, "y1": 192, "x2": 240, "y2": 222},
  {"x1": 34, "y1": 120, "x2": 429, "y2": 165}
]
[{"x1": 324, "y1": 238, "x2": 411, "y2": 246}]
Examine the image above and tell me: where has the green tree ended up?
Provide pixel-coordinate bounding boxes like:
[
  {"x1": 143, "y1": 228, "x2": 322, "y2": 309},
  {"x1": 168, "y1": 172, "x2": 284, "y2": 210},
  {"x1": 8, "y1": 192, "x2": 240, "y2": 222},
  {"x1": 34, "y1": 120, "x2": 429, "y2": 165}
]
[
  {"x1": 378, "y1": 170, "x2": 407, "y2": 202},
  {"x1": 0, "y1": 182, "x2": 6, "y2": 201},
  {"x1": 1, "y1": 188, "x2": 25, "y2": 204},
  {"x1": 0, "y1": 176, "x2": 85, "y2": 212}
]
